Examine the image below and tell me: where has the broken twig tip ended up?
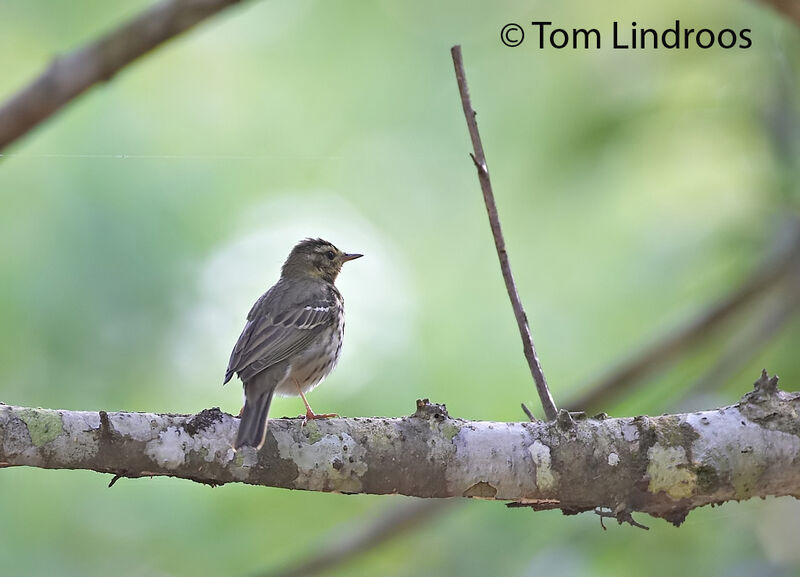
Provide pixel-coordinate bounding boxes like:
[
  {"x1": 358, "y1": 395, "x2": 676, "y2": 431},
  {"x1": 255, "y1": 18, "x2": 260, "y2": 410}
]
[
  {"x1": 521, "y1": 403, "x2": 537, "y2": 422},
  {"x1": 557, "y1": 409, "x2": 575, "y2": 430},
  {"x1": 754, "y1": 369, "x2": 779, "y2": 394},
  {"x1": 594, "y1": 507, "x2": 650, "y2": 531}
]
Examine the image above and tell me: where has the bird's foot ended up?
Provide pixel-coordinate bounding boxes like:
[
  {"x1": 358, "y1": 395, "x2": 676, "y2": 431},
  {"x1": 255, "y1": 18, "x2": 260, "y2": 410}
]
[{"x1": 301, "y1": 409, "x2": 339, "y2": 427}]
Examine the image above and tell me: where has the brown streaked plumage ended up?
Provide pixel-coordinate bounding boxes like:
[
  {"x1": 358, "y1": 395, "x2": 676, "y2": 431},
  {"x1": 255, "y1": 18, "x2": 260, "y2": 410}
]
[{"x1": 224, "y1": 238, "x2": 362, "y2": 450}]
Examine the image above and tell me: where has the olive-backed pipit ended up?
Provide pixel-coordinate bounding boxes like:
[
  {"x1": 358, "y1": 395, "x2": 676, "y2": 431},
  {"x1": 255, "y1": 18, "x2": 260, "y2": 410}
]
[{"x1": 224, "y1": 238, "x2": 362, "y2": 450}]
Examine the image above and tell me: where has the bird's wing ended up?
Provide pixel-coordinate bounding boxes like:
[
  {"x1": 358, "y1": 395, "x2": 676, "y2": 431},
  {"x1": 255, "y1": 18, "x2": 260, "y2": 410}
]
[{"x1": 224, "y1": 291, "x2": 336, "y2": 384}]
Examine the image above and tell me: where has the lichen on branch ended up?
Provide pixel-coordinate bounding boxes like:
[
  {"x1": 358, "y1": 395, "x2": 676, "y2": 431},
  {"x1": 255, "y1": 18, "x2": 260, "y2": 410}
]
[{"x1": 1, "y1": 372, "x2": 798, "y2": 526}]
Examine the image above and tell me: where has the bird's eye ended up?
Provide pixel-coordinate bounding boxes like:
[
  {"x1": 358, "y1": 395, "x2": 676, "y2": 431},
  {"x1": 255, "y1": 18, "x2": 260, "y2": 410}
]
[{"x1": 326, "y1": 251, "x2": 335, "y2": 260}]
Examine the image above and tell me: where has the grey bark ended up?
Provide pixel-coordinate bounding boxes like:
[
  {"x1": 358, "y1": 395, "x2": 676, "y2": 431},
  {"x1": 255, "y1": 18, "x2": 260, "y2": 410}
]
[{"x1": 1, "y1": 371, "x2": 798, "y2": 526}]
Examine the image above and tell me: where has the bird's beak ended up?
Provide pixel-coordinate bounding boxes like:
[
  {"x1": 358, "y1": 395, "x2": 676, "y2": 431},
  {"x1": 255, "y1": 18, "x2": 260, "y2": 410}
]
[{"x1": 342, "y1": 253, "x2": 363, "y2": 262}]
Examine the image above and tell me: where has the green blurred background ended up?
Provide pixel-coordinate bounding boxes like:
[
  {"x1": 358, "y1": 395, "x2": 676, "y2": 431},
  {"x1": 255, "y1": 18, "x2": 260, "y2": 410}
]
[{"x1": 1, "y1": 0, "x2": 799, "y2": 575}]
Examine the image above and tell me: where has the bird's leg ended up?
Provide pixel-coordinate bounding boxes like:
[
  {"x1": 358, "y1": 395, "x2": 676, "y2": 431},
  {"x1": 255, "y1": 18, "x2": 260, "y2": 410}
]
[
  {"x1": 295, "y1": 381, "x2": 338, "y2": 424},
  {"x1": 299, "y1": 391, "x2": 339, "y2": 422}
]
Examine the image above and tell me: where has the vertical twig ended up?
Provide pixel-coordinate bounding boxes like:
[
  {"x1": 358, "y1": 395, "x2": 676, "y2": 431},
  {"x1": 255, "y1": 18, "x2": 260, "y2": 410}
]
[{"x1": 450, "y1": 45, "x2": 558, "y2": 421}]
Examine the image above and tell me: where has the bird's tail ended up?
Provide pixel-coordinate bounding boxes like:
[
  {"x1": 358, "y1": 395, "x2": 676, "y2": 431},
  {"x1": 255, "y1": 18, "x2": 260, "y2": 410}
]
[{"x1": 235, "y1": 387, "x2": 275, "y2": 451}]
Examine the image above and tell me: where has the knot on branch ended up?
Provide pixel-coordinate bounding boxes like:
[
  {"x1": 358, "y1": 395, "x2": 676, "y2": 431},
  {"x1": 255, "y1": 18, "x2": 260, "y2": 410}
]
[
  {"x1": 98, "y1": 410, "x2": 112, "y2": 440},
  {"x1": 413, "y1": 399, "x2": 450, "y2": 421},
  {"x1": 739, "y1": 370, "x2": 800, "y2": 435}
]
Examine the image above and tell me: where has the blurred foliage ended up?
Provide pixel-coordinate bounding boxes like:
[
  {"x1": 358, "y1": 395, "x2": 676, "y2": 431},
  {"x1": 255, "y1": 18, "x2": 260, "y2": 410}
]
[{"x1": 0, "y1": 0, "x2": 799, "y2": 575}]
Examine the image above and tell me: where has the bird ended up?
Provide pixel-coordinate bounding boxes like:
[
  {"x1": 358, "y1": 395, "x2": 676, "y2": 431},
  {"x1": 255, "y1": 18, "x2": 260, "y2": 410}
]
[{"x1": 224, "y1": 238, "x2": 363, "y2": 450}]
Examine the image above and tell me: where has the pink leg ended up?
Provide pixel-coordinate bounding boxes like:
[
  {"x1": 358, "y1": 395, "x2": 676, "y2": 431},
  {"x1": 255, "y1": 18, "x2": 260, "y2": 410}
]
[{"x1": 296, "y1": 381, "x2": 338, "y2": 424}]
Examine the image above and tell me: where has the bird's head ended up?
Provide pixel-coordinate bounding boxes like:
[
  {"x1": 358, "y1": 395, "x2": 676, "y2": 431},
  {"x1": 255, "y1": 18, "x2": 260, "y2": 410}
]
[{"x1": 281, "y1": 238, "x2": 363, "y2": 283}]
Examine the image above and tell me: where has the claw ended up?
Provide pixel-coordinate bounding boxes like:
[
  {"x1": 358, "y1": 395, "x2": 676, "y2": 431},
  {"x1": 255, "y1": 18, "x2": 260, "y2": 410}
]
[{"x1": 302, "y1": 409, "x2": 338, "y2": 427}]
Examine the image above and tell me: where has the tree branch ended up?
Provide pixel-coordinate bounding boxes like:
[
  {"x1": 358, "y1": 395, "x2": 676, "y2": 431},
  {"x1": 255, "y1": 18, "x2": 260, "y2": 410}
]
[
  {"x1": 2, "y1": 373, "x2": 797, "y2": 526},
  {"x1": 451, "y1": 45, "x2": 558, "y2": 421},
  {"x1": 261, "y1": 499, "x2": 456, "y2": 577},
  {"x1": 0, "y1": 0, "x2": 246, "y2": 152},
  {"x1": 758, "y1": 0, "x2": 800, "y2": 26},
  {"x1": 568, "y1": 221, "x2": 800, "y2": 411},
  {"x1": 681, "y1": 283, "x2": 800, "y2": 404}
]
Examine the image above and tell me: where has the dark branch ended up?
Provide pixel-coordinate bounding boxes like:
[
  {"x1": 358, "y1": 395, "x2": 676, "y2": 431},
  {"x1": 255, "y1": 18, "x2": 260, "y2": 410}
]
[
  {"x1": 450, "y1": 45, "x2": 558, "y2": 421},
  {"x1": 568, "y1": 221, "x2": 800, "y2": 411},
  {"x1": 758, "y1": 0, "x2": 800, "y2": 26},
  {"x1": 681, "y1": 281, "x2": 800, "y2": 405},
  {"x1": 0, "y1": 0, "x2": 246, "y2": 151},
  {"x1": 261, "y1": 499, "x2": 455, "y2": 577}
]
